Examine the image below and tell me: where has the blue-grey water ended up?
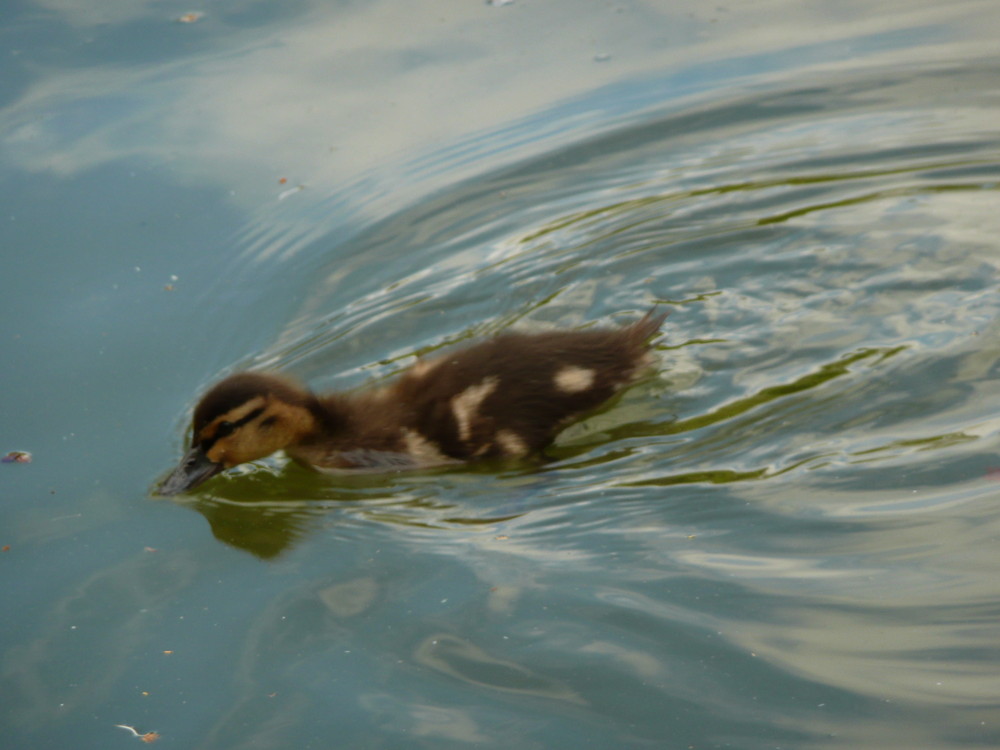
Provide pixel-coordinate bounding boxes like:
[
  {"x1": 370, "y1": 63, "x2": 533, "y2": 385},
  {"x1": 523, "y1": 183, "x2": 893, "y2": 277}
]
[{"x1": 3, "y1": 1, "x2": 1000, "y2": 748}]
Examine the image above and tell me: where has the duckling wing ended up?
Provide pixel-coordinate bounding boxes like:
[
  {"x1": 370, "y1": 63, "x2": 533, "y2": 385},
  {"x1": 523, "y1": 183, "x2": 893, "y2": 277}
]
[{"x1": 394, "y1": 322, "x2": 661, "y2": 460}]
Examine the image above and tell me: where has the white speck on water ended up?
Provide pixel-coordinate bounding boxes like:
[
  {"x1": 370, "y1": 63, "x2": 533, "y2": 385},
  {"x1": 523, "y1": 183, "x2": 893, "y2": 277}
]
[{"x1": 278, "y1": 184, "x2": 305, "y2": 201}]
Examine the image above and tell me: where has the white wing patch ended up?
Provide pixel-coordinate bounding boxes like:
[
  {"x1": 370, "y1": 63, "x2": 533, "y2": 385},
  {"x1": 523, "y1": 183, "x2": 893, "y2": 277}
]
[
  {"x1": 451, "y1": 377, "x2": 499, "y2": 441},
  {"x1": 496, "y1": 429, "x2": 529, "y2": 457},
  {"x1": 402, "y1": 429, "x2": 452, "y2": 465},
  {"x1": 409, "y1": 357, "x2": 440, "y2": 379},
  {"x1": 554, "y1": 366, "x2": 595, "y2": 394}
]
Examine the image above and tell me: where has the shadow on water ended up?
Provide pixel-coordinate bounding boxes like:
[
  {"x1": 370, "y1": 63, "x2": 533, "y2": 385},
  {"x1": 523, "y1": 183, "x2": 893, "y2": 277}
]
[{"x1": 169, "y1": 468, "x2": 527, "y2": 559}]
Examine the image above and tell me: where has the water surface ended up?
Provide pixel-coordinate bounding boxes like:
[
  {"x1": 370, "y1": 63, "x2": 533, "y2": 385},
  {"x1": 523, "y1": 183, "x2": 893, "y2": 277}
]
[{"x1": 2, "y1": 1, "x2": 1000, "y2": 748}]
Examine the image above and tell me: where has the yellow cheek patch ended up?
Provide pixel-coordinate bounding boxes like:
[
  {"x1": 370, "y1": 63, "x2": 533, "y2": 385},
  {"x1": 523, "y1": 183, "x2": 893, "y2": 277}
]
[{"x1": 205, "y1": 442, "x2": 230, "y2": 465}]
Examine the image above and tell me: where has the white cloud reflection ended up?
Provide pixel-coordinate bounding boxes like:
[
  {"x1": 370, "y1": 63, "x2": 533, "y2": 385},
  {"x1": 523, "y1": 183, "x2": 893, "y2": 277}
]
[{"x1": 4, "y1": 0, "x2": 995, "y2": 228}]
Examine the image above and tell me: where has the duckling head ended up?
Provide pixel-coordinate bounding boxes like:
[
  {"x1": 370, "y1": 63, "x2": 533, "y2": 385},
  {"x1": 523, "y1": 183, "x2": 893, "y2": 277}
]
[{"x1": 158, "y1": 372, "x2": 319, "y2": 495}]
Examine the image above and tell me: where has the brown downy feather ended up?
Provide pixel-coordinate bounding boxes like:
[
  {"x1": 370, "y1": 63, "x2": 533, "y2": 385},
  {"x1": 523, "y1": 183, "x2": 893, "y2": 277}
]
[{"x1": 158, "y1": 308, "x2": 667, "y2": 494}]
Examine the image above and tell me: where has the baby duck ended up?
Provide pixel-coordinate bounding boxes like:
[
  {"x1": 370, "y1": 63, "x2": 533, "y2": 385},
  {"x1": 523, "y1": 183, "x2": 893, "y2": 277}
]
[{"x1": 158, "y1": 309, "x2": 667, "y2": 495}]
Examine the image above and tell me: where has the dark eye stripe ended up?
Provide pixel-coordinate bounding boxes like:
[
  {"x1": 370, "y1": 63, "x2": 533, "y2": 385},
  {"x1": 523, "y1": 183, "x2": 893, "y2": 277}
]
[{"x1": 199, "y1": 407, "x2": 266, "y2": 451}]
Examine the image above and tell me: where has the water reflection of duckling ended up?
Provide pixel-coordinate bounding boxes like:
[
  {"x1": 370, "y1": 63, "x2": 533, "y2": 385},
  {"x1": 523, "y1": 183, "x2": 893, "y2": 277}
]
[{"x1": 158, "y1": 309, "x2": 667, "y2": 495}]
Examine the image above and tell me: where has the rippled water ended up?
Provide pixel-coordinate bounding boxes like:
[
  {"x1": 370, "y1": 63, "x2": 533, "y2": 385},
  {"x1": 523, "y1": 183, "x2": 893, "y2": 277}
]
[{"x1": 3, "y1": 1, "x2": 1000, "y2": 748}]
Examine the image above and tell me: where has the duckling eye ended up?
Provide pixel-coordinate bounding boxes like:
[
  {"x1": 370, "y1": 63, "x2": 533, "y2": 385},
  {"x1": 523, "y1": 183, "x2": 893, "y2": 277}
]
[{"x1": 215, "y1": 420, "x2": 236, "y2": 438}]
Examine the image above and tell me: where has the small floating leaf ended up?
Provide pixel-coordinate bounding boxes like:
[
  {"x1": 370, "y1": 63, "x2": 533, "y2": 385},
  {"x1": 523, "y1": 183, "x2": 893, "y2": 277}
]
[{"x1": 115, "y1": 725, "x2": 161, "y2": 743}]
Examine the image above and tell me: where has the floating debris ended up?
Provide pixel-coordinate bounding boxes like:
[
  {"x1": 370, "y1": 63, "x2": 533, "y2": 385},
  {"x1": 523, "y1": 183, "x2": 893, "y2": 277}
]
[
  {"x1": 176, "y1": 11, "x2": 204, "y2": 23},
  {"x1": 593, "y1": 52, "x2": 612, "y2": 63},
  {"x1": 115, "y1": 724, "x2": 161, "y2": 743},
  {"x1": 486, "y1": 0, "x2": 514, "y2": 6},
  {"x1": 2, "y1": 451, "x2": 31, "y2": 464},
  {"x1": 278, "y1": 184, "x2": 306, "y2": 201}
]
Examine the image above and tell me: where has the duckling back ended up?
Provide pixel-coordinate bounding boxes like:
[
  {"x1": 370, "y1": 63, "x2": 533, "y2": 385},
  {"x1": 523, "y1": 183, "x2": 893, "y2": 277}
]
[{"x1": 380, "y1": 309, "x2": 667, "y2": 461}]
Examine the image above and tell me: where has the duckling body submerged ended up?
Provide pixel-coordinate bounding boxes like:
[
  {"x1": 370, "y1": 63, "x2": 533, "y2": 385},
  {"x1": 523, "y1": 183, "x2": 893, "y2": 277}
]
[{"x1": 159, "y1": 310, "x2": 666, "y2": 495}]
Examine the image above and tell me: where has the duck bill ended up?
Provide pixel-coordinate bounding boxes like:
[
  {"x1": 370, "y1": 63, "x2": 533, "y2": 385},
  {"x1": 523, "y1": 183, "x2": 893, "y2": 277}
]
[{"x1": 157, "y1": 446, "x2": 223, "y2": 496}]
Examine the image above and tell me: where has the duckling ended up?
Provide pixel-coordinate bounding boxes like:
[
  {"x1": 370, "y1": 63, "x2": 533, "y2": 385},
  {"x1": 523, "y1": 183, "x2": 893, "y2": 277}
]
[{"x1": 158, "y1": 309, "x2": 667, "y2": 495}]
